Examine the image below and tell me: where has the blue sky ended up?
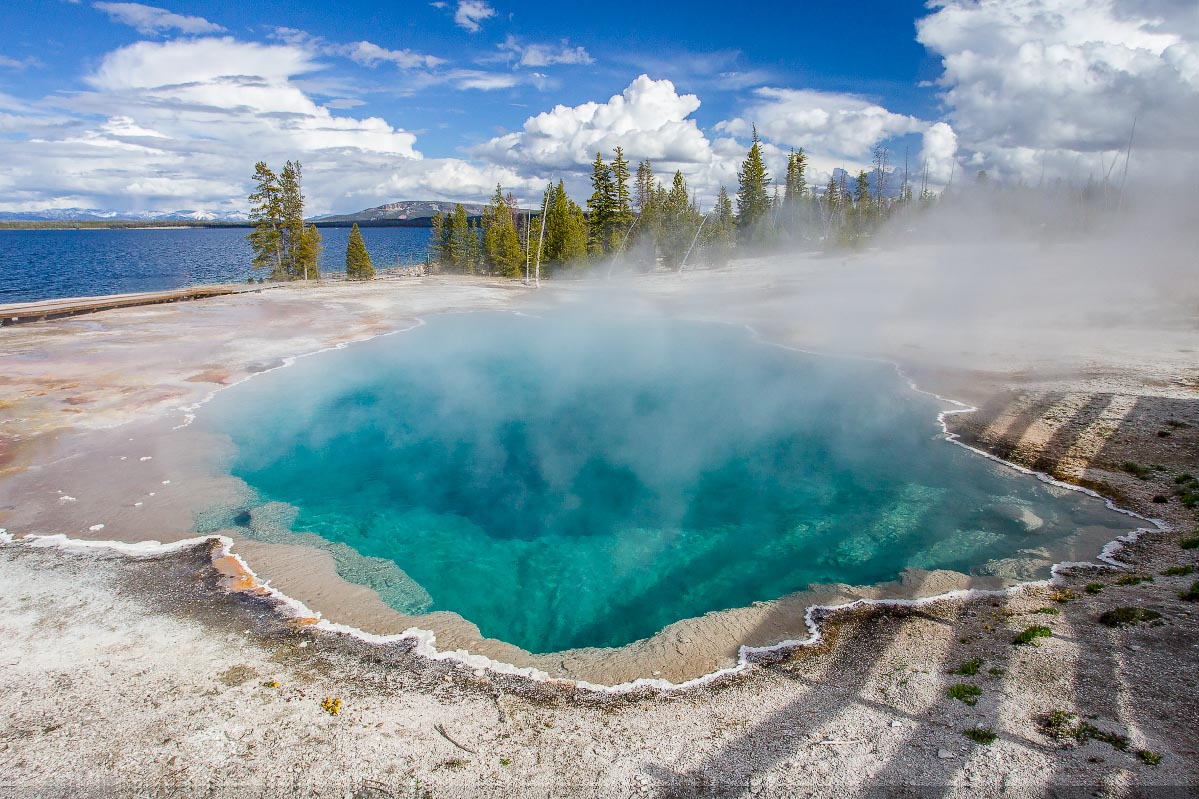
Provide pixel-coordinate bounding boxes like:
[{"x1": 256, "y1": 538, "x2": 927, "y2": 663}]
[{"x1": 1, "y1": 0, "x2": 1195, "y2": 215}]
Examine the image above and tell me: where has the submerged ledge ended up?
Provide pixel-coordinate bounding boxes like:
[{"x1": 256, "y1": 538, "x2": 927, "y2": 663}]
[{"x1": 0, "y1": 360, "x2": 1166, "y2": 693}]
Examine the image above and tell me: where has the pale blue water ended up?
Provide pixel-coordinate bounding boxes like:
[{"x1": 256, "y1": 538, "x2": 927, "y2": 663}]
[
  {"x1": 0, "y1": 226, "x2": 431, "y2": 304},
  {"x1": 196, "y1": 313, "x2": 1133, "y2": 653}
]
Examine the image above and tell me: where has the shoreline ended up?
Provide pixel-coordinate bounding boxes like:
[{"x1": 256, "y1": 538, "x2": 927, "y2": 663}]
[
  {"x1": 1, "y1": 250, "x2": 1196, "y2": 793},
  {"x1": 0, "y1": 310, "x2": 1165, "y2": 693},
  {"x1": 1, "y1": 302, "x2": 1151, "y2": 687}
]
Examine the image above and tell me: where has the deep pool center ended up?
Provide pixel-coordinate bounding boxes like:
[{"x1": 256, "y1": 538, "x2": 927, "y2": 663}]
[{"x1": 195, "y1": 312, "x2": 1135, "y2": 655}]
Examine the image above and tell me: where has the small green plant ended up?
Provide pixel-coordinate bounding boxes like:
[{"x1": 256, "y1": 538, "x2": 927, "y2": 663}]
[
  {"x1": 987, "y1": 666, "x2": 1007, "y2": 676},
  {"x1": 1034, "y1": 607, "x2": 1060, "y2": 615},
  {"x1": 964, "y1": 727, "x2": 998, "y2": 745},
  {"x1": 1098, "y1": 607, "x2": 1162, "y2": 627},
  {"x1": 1013, "y1": 625, "x2": 1052, "y2": 645},
  {"x1": 1115, "y1": 574, "x2": 1153, "y2": 586},
  {"x1": 1137, "y1": 749, "x2": 1162, "y2": 766},
  {"x1": 1041, "y1": 711, "x2": 1130, "y2": 751},
  {"x1": 440, "y1": 758, "x2": 469, "y2": 770},
  {"x1": 955, "y1": 657, "x2": 983, "y2": 676},
  {"x1": 499, "y1": 758, "x2": 512, "y2": 766},
  {"x1": 1121, "y1": 462, "x2": 1152, "y2": 480},
  {"x1": 1180, "y1": 535, "x2": 1199, "y2": 550},
  {"x1": 1050, "y1": 589, "x2": 1075, "y2": 603},
  {"x1": 1181, "y1": 581, "x2": 1199, "y2": 602},
  {"x1": 948, "y1": 683, "x2": 982, "y2": 706},
  {"x1": 1085, "y1": 583, "x2": 1104, "y2": 594},
  {"x1": 1162, "y1": 566, "x2": 1194, "y2": 576}
]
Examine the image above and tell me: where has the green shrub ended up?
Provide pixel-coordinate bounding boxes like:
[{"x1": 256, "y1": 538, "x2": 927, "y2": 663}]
[
  {"x1": 1137, "y1": 749, "x2": 1162, "y2": 766},
  {"x1": 948, "y1": 683, "x2": 982, "y2": 706},
  {"x1": 1034, "y1": 607, "x2": 1060, "y2": 615},
  {"x1": 1013, "y1": 625, "x2": 1052, "y2": 645},
  {"x1": 1098, "y1": 607, "x2": 1162, "y2": 627},
  {"x1": 1121, "y1": 462, "x2": 1152, "y2": 480},
  {"x1": 1085, "y1": 583, "x2": 1104, "y2": 594},
  {"x1": 1181, "y1": 581, "x2": 1199, "y2": 602},
  {"x1": 1041, "y1": 711, "x2": 1130, "y2": 751},
  {"x1": 1115, "y1": 574, "x2": 1152, "y2": 586},
  {"x1": 964, "y1": 727, "x2": 998, "y2": 745},
  {"x1": 955, "y1": 657, "x2": 983, "y2": 675},
  {"x1": 1162, "y1": 566, "x2": 1194, "y2": 576},
  {"x1": 987, "y1": 666, "x2": 1007, "y2": 676},
  {"x1": 1180, "y1": 535, "x2": 1199, "y2": 550}
]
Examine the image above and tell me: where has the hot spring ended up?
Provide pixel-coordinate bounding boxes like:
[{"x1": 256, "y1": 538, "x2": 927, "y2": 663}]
[{"x1": 195, "y1": 312, "x2": 1133, "y2": 655}]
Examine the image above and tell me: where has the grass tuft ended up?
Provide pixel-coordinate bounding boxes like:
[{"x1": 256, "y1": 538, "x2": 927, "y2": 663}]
[
  {"x1": 987, "y1": 666, "x2": 1007, "y2": 676},
  {"x1": 1180, "y1": 535, "x2": 1199, "y2": 550},
  {"x1": 955, "y1": 657, "x2": 983, "y2": 676},
  {"x1": 1121, "y1": 462, "x2": 1152, "y2": 480},
  {"x1": 1098, "y1": 607, "x2": 1162, "y2": 627},
  {"x1": 1162, "y1": 566, "x2": 1194, "y2": 576},
  {"x1": 1013, "y1": 625, "x2": 1052, "y2": 646},
  {"x1": 1181, "y1": 581, "x2": 1199, "y2": 602},
  {"x1": 1137, "y1": 749, "x2": 1162, "y2": 766},
  {"x1": 1115, "y1": 574, "x2": 1153, "y2": 586},
  {"x1": 964, "y1": 727, "x2": 998, "y2": 745},
  {"x1": 1085, "y1": 583, "x2": 1104, "y2": 594},
  {"x1": 1034, "y1": 607, "x2": 1060, "y2": 615},
  {"x1": 1040, "y1": 711, "x2": 1130, "y2": 751},
  {"x1": 948, "y1": 683, "x2": 982, "y2": 706}
]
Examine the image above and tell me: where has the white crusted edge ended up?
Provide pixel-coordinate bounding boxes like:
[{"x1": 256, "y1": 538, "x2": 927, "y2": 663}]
[{"x1": 0, "y1": 316, "x2": 1171, "y2": 695}]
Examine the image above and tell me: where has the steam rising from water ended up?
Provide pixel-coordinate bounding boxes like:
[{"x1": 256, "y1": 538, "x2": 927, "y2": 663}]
[{"x1": 197, "y1": 312, "x2": 1134, "y2": 653}]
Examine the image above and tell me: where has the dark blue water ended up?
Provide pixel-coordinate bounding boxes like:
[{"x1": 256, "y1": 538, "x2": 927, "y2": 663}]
[
  {"x1": 196, "y1": 313, "x2": 1135, "y2": 653},
  {"x1": 0, "y1": 226, "x2": 432, "y2": 304}
]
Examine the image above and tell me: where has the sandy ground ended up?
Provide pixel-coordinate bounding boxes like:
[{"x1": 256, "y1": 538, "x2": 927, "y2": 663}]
[{"x1": 1, "y1": 242, "x2": 1197, "y2": 796}]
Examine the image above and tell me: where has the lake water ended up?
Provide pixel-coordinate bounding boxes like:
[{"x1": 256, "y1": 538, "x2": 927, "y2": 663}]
[
  {"x1": 195, "y1": 313, "x2": 1134, "y2": 654},
  {"x1": 0, "y1": 226, "x2": 432, "y2": 304}
]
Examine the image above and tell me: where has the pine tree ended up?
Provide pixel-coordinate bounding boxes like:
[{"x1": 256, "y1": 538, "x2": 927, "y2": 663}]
[
  {"x1": 345, "y1": 223, "x2": 373, "y2": 280},
  {"x1": 278, "y1": 161, "x2": 307, "y2": 279},
  {"x1": 428, "y1": 210, "x2": 447, "y2": 271},
  {"x1": 634, "y1": 159, "x2": 654, "y2": 214},
  {"x1": 448, "y1": 203, "x2": 470, "y2": 272},
  {"x1": 299, "y1": 224, "x2": 322, "y2": 280},
  {"x1": 735, "y1": 126, "x2": 772, "y2": 245},
  {"x1": 543, "y1": 180, "x2": 588, "y2": 268},
  {"x1": 482, "y1": 184, "x2": 522, "y2": 277},
  {"x1": 586, "y1": 151, "x2": 615, "y2": 255},
  {"x1": 702, "y1": 186, "x2": 736, "y2": 267},
  {"x1": 661, "y1": 170, "x2": 700, "y2": 270},
  {"x1": 466, "y1": 218, "x2": 482, "y2": 274},
  {"x1": 609, "y1": 146, "x2": 633, "y2": 250},
  {"x1": 247, "y1": 161, "x2": 283, "y2": 277},
  {"x1": 783, "y1": 148, "x2": 808, "y2": 237}
]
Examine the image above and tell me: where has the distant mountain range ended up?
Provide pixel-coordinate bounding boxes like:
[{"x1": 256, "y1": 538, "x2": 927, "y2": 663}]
[
  {"x1": 0, "y1": 200, "x2": 492, "y2": 227},
  {"x1": 0, "y1": 208, "x2": 248, "y2": 223},
  {"x1": 312, "y1": 200, "x2": 487, "y2": 226}
]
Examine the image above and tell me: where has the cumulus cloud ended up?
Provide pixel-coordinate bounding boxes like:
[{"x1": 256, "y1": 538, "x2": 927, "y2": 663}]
[
  {"x1": 0, "y1": 36, "x2": 543, "y2": 214},
  {"x1": 919, "y1": 121, "x2": 959, "y2": 185},
  {"x1": 717, "y1": 87, "x2": 927, "y2": 161},
  {"x1": 498, "y1": 37, "x2": 593, "y2": 67},
  {"x1": 476, "y1": 75, "x2": 714, "y2": 172},
  {"x1": 93, "y1": 2, "x2": 225, "y2": 35},
  {"x1": 917, "y1": 0, "x2": 1199, "y2": 183},
  {"x1": 454, "y1": 0, "x2": 496, "y2": 33}
]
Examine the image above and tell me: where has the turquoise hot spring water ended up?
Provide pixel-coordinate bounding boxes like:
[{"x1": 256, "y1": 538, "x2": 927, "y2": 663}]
[{"x1": 194, "y1": 312, "x2": 1134, "y2": 654}]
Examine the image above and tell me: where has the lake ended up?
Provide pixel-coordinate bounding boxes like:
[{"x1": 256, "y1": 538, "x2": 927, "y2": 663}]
[{"x1": 0, "y1": 226, "x2": 433, "y2": 304}]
